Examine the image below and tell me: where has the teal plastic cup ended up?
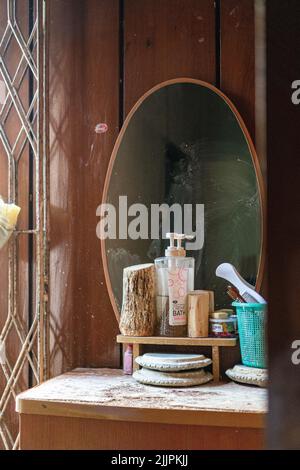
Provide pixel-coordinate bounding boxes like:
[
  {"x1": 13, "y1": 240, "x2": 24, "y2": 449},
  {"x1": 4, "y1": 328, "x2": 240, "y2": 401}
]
[{"x1": 232, "y1": 302, "x2": 267, "y2": 369}]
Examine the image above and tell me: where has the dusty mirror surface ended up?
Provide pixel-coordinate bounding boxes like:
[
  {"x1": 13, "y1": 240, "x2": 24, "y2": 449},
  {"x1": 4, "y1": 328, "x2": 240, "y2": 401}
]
[{"x1": 103, "y1": 80, "x2": 264, "y2": 314}]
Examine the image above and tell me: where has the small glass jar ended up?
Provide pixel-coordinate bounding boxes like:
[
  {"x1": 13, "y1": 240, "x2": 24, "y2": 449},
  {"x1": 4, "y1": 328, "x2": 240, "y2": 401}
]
[{"x1": 209, "y1": 317, "x2": 236, "y2": 338}]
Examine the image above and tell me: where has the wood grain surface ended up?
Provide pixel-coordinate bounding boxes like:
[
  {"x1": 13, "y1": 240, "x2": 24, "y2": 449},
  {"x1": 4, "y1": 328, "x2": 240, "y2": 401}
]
[
  {"x1": 20, "y1": 414, "x2": 265, "y2": 450},
  {"x1": 2, "y1": 2, "x2": 265, "y2": 448},
  {"x1": 124, "y1": 0, "x2": 216, "y2": 114},
  {"x1": 47, "y1": 0, "x2": 262, "y2": 377},
  {"x1": 117, "y1": 335, "x2": 237, "y2": 346},
  {"x1": 48, "y1": 0, "x2": 120, "y2": 375},
  {"x1": 220, "y1": 0, "x2": 255, "y2": 139},
  {"x1": 16, "y1": 368, "x2": 267, "y2": 427},
  {"x1": 0, "y1": 1, "x2": 269, "y2": 450},
  {"x1": 18, "y1": 368, "x2": 266, "y2": 449}
]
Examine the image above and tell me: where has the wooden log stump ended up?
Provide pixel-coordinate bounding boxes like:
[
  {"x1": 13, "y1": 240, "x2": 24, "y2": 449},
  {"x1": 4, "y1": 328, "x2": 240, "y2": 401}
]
[{"x1": 119, "y1": 264, "x2": 156, "y2": 336}]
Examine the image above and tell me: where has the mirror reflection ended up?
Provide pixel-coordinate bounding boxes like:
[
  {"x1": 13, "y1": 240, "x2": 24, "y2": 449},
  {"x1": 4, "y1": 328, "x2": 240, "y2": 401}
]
[{"x1": 104, "y1": 81, "x2": 263, "y2": 312}]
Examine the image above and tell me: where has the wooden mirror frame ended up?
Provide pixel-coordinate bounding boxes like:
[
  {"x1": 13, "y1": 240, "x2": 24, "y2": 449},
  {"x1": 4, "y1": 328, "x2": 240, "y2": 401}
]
[{"x1": 101, "y1": 78, "x2": 266, "y2": 323}]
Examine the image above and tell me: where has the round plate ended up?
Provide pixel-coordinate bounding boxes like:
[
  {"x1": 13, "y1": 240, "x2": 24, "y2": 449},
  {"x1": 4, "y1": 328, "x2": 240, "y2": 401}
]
[
  {"x1": 135, "y1": 353, "x2": 212, "y2": 371},
  {"x1": 133, "y1": 368, "x2": 213, "y2": 387},
  {"x1": 226, "y1": 364, "x2": 268, "y2": 388}
]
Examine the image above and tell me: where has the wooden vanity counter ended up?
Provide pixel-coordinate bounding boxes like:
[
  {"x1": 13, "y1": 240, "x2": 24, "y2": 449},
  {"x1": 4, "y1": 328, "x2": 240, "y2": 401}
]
[{"x1": 16, "y1": 368, "x2": 267, "y2": 450}]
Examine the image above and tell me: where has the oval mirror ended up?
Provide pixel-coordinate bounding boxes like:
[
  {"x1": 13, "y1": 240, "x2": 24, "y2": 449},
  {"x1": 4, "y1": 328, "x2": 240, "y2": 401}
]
[{"x1": 101, "y1": 79, "x2": 265, "y2": 320}]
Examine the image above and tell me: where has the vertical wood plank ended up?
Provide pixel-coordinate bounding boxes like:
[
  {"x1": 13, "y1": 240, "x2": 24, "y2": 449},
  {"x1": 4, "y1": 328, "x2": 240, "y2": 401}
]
[
  {"x1": 132, "y1": 344, "x2": 140, "y2": 372},
  {"x1": 212, "y1": 346, "x2": 220, "y2": 382},
  {"x1": 124, "y1": 0, "x2": 216, "y2": 114},
  {"x1": 220, "y1": 0, "x2": 255, "y2": 139},
  {"x1": 48, "y1": 0, "x2": 120, "y2": 374},
  {"x1": 266, "y1": 0, "x2": 300, "y2": 450}
]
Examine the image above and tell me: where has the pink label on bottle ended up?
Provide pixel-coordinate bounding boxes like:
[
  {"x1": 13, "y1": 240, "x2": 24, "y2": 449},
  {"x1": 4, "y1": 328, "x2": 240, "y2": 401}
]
[{"x1": 168, "y1": 266, "x2": 188, "y2": 326}]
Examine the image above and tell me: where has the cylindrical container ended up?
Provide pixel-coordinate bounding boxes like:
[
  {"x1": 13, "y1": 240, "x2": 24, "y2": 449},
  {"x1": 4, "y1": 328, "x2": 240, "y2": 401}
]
[
  {"x1": 187, "y1": 291, "x2": 210, "y2": 337},
  {"x1": 155, "y1": 256, "x2": 194, "y2": 336},
  {"x1": 123, "y1": 345, "x2": 133, "y2": 375},
  {"x1": 232, "y1": 302, "x2": 267, "y2": 369},
  {"x1": 209, "y1": 318, "x2": 236, "y2": 337}
]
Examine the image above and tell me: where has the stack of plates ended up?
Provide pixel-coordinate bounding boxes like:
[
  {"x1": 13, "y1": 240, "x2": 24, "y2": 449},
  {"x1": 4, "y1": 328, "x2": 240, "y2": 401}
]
[
  {"x1": 226, "y1": 364, "x2": 268, "y2": 388},
  {"x1": 133, "y1": 353, "x2": 213, "y2": 387}
]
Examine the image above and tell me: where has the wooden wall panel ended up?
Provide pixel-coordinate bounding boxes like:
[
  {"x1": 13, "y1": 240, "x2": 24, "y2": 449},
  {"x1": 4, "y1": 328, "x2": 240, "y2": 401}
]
[
  {"x1": 0, "y1": 0, "x2": 265, "y2": 450},
  {"x1": 124, "y1": 0, "x2": 216, "y2": 114},
  {"x1": 267, "y1": 0, "x2": 300, "y2": 449},
  {"x1": 220, "y1": 0, "x2": 255, "y2": 139},
  {"x1": 46, "y1": 1, "x2": 262, "y2": 378},
  {"x1": 20, "y1": 414, "x2": 265, "y2": 450},
  {"x1": 48, "y1": 0, "x2": 120, "y2": 375}
]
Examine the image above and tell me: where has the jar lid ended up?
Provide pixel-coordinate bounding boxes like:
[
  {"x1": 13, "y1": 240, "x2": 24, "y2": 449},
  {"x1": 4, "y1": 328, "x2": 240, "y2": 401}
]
[
  {"x1": 210, "y1": 311, "x2": 230, "y2": 319},
  {"x1": 209, "y1": 318, "x2": 235, "y2": 323}
]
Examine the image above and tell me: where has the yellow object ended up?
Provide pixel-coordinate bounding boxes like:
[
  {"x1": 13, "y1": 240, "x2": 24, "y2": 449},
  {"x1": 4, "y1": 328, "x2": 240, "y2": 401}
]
[
  {"x1": 0, "y1": 197, "x2": 21, "y2": 249},
  {"x1": 2, "y1": 203, "x2": 21, "y2": 228}
]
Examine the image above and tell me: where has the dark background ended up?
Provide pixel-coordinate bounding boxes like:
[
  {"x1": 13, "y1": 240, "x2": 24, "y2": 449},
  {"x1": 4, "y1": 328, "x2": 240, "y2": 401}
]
[{"x1": 267, "y1": 0, "x2": 300, "y2": 449}]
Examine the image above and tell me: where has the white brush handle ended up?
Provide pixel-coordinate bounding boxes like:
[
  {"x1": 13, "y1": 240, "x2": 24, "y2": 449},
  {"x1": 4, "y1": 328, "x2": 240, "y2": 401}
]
[{"x1": 216, "y1": 263, "x2": 266, "y2": 304}]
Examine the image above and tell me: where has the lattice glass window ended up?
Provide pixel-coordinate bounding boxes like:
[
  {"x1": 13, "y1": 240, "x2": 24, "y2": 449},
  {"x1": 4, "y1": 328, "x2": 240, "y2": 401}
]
[{"x1": 0, "y1": 0, "x2": 48, "y2": 450}]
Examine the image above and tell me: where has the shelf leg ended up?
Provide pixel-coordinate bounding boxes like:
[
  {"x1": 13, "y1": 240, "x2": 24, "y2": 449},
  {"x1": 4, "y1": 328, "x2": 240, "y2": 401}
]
[
  {"x1": 212, "y1": 346, "x2": 220, "y2": 382},
  {"x1": 132, "y1": 344, "x2": 140, "y2": 372}
]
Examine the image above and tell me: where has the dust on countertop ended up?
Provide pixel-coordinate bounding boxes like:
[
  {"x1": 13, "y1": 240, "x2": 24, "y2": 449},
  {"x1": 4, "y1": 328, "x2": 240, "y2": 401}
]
[{"x1": 17, "y1": 368, "x2": 267, "y2": 414}]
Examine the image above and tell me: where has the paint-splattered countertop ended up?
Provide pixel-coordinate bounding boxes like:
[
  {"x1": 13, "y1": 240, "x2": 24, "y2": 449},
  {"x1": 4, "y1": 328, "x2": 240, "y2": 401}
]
[{"x1": 16, "y1": 368, "x2": 267, "y2": 428}]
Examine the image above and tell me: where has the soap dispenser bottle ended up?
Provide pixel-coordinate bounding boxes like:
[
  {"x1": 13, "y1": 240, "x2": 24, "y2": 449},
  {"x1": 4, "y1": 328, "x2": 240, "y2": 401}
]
[{"x1": 155, "y1": 233, "x2": 195, "y2": 336}]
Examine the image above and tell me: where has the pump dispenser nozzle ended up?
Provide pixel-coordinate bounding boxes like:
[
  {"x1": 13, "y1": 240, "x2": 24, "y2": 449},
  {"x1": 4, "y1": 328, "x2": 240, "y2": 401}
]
[{"x1": 165, "y1": 233, "x2": 194, "y2": 257}]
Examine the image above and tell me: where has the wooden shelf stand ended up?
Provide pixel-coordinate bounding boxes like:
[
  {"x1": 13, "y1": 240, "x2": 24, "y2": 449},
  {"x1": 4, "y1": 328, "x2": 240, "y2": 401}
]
[{"x1": 117, "y1": 335, "x2": 238, "y2": 382}]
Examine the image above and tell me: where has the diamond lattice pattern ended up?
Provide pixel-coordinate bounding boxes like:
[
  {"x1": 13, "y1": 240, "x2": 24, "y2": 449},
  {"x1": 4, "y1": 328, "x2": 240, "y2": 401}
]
[{"x1": 0, "y1": 0, "x2": 45, "y2": 450}]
